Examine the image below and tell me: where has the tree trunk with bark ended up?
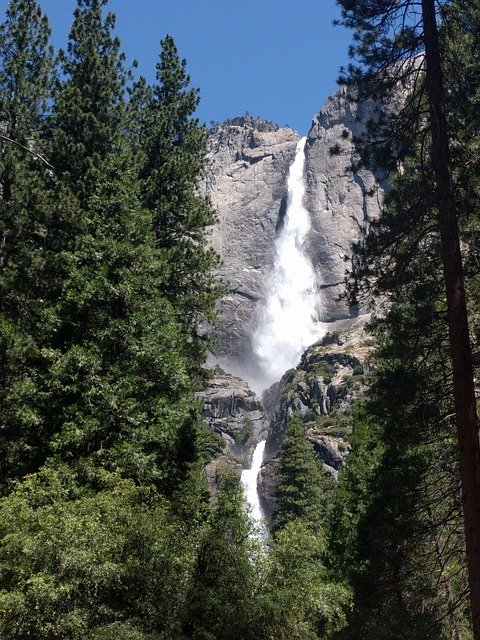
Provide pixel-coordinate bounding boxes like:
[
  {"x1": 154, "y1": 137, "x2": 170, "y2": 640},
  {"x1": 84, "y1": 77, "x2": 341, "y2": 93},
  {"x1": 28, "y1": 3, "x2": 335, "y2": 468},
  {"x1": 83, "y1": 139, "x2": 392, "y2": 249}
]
[{"x1": 421, "y1": 1, "x2": 480, "y2": 636}]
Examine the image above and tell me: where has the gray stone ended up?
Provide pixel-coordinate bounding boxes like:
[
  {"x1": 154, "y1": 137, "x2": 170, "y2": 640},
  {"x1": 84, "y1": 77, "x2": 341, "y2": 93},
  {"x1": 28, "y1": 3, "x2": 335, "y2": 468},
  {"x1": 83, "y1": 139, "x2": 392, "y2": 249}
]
[
  {"x1": 203, "y1": 92, "x2": 384, "y2": 369},
  {"x1": 202, "y1": 116, "x2": 299, "y2": 362},
  {"x1": 257, "y1": 320, "x2": 374, "y2": 517},
  {"x1": 304, "y1": 86, "x2": 385, "y2": 321},
  {"x1": 197, "y1": 365, "x2": 268, "y2": 467},
  {"x1": 257, "y1": 454, "x2": 280, "y2": 522}
]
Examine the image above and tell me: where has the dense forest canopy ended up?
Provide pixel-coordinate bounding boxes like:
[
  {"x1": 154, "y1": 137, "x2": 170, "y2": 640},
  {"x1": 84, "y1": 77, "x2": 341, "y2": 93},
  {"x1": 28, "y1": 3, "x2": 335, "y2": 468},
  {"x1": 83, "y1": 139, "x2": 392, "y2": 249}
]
[{"x1": 0, "y1": 0, "x2": 480, "y2": 638}]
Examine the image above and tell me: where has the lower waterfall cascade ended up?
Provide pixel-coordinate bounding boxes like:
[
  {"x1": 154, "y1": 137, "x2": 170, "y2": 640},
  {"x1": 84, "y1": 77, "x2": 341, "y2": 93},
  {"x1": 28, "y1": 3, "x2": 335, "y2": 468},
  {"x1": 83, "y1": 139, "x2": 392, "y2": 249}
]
[{"x1": 241, "y1": 440, "x2": 267, "y2": 534}]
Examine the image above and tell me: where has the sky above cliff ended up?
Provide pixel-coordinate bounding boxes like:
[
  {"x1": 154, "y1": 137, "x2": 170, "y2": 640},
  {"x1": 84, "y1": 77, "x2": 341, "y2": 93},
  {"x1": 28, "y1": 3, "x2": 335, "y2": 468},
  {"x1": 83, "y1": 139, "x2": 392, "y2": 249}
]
[{"x1": 36, "y1": 0, "x2": 353, "y2": 134}]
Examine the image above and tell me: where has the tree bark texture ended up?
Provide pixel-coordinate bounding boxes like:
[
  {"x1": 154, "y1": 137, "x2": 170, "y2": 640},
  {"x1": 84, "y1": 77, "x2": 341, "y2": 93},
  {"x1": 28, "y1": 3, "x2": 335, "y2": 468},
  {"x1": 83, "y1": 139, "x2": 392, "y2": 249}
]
[{"x1": 421, "y1": 1, "x2": 480, "y2": 636}]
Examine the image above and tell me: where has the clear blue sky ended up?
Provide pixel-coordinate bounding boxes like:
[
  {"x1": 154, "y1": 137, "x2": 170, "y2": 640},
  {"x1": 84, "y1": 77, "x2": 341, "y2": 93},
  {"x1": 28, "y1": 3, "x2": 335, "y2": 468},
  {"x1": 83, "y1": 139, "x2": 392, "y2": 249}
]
[{"x1": 35, "y1": 0, "x2": 353, "y2": 134}]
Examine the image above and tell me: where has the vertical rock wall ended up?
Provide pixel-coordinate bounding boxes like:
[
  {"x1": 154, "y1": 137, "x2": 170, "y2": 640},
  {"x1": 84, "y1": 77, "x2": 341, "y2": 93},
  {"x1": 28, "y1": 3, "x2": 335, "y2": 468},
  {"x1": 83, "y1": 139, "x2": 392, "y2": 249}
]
[
  {"x1": 203, "y1": 116, "x2": 299, "y2": 362},
  {"x1": 204, "y1": 90, "x2": 384, "y2": 372},
  {"x1": 304, "y1": 85, "x2": 385, "y2": 320}
]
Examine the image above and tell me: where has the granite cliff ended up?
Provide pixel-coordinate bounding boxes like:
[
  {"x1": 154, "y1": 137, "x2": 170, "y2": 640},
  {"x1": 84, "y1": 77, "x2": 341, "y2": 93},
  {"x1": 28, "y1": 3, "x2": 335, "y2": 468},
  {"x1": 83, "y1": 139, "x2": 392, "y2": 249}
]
[
  {"x1": 203, "y1": 86, "x2": 384, "y2": 374},
  {"x1": 202, "y1": 116, "x2": 299, "y2": 364},
  {"x1": 200, "y1": 87, "x2": 383, "y2": 511}
]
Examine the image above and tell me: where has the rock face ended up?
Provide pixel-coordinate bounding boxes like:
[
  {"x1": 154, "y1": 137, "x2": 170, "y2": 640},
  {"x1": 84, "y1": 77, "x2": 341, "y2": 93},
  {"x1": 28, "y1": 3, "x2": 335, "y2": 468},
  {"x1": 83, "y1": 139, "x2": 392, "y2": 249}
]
[
  {"x1": 204, "y1": 92, "x2": 384, "y2": 367},
  {"x1": 305, "y1": 86, "x2": 385, "y2": 320},
  {"x1": 198, "y1": 365, "x2": 268, "y2": 468},
  {"x1": 258, "y1": 319, "x2": 373, "y2": 520},
  {"x1": 203, "y1": 116, "x2": 299, "y2": 362},
  {"x1": 199, "y1": 90, "x2": 386, "y2": 516}
]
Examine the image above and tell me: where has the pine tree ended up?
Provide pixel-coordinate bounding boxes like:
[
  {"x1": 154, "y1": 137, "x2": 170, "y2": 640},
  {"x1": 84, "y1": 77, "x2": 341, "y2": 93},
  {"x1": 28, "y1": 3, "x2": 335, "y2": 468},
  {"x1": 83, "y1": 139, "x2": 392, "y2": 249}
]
[
  {"x1": 260, "y1": 418, "x2": 351, "y2": 639},
  {"x1": 133, "y1": 35, "x2": 220, "y2": 382},
  {"x1": 0, "y1": 0, "x2": 53, "y2": 308},
  {"x1": 0, "y1": 3, "x2": 249, "y2": 639},
  {"x1": 337, "y1": 1, "x2": 480, "y2": 633},
  {"x1": 327, "y1": 7, "x2": 480, "y2": 629},
  {"x1": 38, "y1": 0, "x2": 199, "y2": 490},
  {"x1": 0, "y1": 0, "x2": 56, "y2": 490},
  {"x1": 273, "y1": 416, "x2": 330, "y2": 532},
  {"x1": 0, "y1": 0, "x2": 53, "y2": 201},
  {"x1": 0, "y1": 0, "x2": 203, "y2": 491},
  {"x1": 49, "y1": 0, "x2": 126, "y2": 208}
]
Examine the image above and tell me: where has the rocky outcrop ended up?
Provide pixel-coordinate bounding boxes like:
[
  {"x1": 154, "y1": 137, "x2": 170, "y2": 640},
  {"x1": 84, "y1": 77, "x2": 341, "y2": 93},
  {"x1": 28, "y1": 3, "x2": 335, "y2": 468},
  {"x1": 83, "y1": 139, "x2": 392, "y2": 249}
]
[
  {"x1": 198, "y1": 365, "x2": 268, "y2": 468},
  {"x1": 258, "y1": 319, "x2": 373, "y2": 519}
]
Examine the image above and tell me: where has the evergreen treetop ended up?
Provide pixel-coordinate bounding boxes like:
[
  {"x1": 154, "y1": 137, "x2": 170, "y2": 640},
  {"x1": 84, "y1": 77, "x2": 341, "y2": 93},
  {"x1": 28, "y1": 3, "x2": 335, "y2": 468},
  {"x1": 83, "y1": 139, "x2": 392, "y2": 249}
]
[
  {"x1": 49, "y1": 0, "x2": 127, "y2": 206},
  {"x1": 273, "y1": 416, "x2": 330, "y2": 533}
]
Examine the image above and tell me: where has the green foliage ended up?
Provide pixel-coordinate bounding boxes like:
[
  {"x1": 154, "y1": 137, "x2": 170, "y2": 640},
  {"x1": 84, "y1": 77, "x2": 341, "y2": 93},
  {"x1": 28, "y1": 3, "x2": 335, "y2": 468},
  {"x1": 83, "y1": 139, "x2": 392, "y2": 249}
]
[
  {"x1": 260, "y1": 520, "x2": 351, "y2": 640},
  {"x1": 0, "y1": 466, "x2": 196, "y2": 639},
  {"x1": 0, "y1": 1, "x2": 202, "y2": 493},
  {"x1": 0, "y1": 0, "x2": 53, "y2": 165},
  {"x1": 314, "y1": 414, "x2": 352, "y2": 439},
  {"x1": 181, "y1": 471, "x2": 260, "y2": 640},
  {"x1": 0, "y1": 0, "x2": 58, "y2": 490},
  {"x1": 330, "y1": 186, "x2": 470, "y2": 637},
  {"x1": 329, "y1": 4, "x2": 480, "y2": 638},
  {"x1": 233, "y1": 417, "x2": 254, "y2": 444},
  {"x1": 312, "y1": 359, "x2": 336, "y2": 382},
  {"x1": 273, "y1": 416, "x2": 331, "y2": 532},
  {"x1": 326, "y1": 5, "x2": 480, "y2": 634},
  {"x1": 49, "y1": 0, "x2": 127, "y2": 206},
  {"x1": 335, "y1": 0, "x2": 431, "y2": 174},
  {"x1": 132, "y1": 35, "x2": 221, "y2": 382}
]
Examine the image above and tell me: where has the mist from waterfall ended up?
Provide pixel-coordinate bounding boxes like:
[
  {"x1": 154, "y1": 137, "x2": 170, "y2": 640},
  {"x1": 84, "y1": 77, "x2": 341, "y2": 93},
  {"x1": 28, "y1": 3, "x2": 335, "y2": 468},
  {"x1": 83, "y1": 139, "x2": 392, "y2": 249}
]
[{"x1": 251, "y1": 136, "x2": 324, "y2": 392}]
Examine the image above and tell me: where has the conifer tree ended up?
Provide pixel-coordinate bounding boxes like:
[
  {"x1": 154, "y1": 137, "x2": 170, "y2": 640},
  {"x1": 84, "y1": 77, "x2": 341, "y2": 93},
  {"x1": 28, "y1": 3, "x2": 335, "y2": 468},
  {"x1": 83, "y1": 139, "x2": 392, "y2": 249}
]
[
  {"x1": 273, "y1": 416, "x2": 329, "y2": 532},
  {"x1": 134, "y1": 35, "x2": 220, "y2": 381},
  {"x1": 327, "y1": 5, "x2": 480, "y2": 633},
  {"x1": 0, "y1": 0, "x2": 203, "y2": 491},
  {"x1": 0, "y1": 0, "x2": 55, "y2": 490},
  {"x1": 336, "y1": 1, "x2": 480, "y2": 633},
  {"x1": 0, "y1": 3, "x2": 245, "y2": 639},
  {"x1": 0, "y1": 0, "x2": 53, "y2": 294},
  {"x1": 181, "y1": 471, "x2": 261, "y2": 640},
  {"x1": 258, "y1": 418, "x2": 348, "y2": 638},
  {"x1": 0, "y1": 0, "x2": 53, "y2": 200},
  {"x1": 49, "y1": 0, "x2": 126, "y2": 208},
  {"x1": 39, "y1": 0, "x2": 198, "y2": 490}
]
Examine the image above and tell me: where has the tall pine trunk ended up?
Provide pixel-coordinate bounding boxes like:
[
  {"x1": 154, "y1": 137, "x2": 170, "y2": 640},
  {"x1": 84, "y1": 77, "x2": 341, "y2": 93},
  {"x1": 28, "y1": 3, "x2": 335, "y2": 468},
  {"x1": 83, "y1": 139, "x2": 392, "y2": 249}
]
[{"x1": 421, "y1": 1, "x2": 480, "y2": 635}]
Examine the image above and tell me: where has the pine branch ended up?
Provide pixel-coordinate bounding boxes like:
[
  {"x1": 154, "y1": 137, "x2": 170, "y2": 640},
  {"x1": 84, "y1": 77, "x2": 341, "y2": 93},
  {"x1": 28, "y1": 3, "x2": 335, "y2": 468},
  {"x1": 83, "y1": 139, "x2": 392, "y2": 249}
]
[{"x1": 0, "y1": 133, "x2": 53, "y2": 171}]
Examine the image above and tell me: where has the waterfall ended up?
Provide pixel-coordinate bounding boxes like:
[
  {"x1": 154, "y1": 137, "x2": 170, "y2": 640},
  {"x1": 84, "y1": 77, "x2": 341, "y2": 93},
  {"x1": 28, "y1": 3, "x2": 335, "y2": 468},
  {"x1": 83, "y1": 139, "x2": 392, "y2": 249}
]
[
  {"x1": 251, "y1": 136, "x2": 324, "y2": 391},
  {"x1": 240, "y1": 137, "x2": 325, "y2": 531},
  {"x1": 241, "y1": 440, "x2": 267, "y2": 533}
]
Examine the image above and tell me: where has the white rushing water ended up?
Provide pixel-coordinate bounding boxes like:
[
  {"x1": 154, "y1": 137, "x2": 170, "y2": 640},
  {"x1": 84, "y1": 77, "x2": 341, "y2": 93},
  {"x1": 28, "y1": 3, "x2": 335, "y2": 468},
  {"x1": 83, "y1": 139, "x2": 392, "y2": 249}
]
[
  {"x1": 241, "y1": 137, "x2": 326, "y2": 531},
  {"x1": 241, "y1": 440, "x2": 267, "y2": 531},
  {"x1": 251, "y1": 136, "x2": 324, "y2": 391}
]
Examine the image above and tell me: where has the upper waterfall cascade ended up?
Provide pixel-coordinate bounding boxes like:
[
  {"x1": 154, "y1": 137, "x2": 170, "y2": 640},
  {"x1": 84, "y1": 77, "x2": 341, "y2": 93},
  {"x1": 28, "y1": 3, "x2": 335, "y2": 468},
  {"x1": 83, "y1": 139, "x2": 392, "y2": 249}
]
[{"x1": 251, "y1": 136, "x2": 325, "y2": 391}]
